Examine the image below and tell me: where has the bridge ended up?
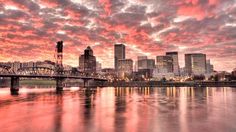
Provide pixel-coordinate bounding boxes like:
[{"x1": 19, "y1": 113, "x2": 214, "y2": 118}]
[{"x1": 0, "y1": 41, "x2": 108, "y2": 94}]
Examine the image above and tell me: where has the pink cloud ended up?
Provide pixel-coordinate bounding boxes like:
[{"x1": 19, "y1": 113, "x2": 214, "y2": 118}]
[{"x1": 0, "y1": 0, "x2": 235, "y2": 71}]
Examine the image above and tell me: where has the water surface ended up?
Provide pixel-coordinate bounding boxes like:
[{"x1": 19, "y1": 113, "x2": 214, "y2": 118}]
[{"x1": 0, "y1": 87, "x2": 236, "y2": 132}]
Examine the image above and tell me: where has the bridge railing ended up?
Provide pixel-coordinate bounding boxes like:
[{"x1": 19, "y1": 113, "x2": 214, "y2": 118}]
[
  {"x1": 0, "y1": 71, "x2": 108, "y2": 80},
  {"x1": 0, "y1": 66, "x2": 109, "y2": 80}
]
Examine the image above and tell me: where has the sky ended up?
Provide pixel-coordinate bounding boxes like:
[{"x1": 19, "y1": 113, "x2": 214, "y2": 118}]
[{"x1": 0, "y1": 0, "x2": 235, "y2": 71}]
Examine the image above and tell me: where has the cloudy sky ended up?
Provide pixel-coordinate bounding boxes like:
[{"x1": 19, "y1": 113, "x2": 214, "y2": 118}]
[{"x1": 0, "y1": 0, "x2": 235, "y2": 71}]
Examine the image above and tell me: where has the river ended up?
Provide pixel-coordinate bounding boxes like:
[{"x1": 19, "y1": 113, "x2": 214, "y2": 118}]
[{"x1": 0, "y1": 87, "x2": 236, "y2": 132}]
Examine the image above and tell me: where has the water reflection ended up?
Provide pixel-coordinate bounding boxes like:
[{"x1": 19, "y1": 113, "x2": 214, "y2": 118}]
[
  {"x1": 54, "y1": 92, "x2": 63, "y2": 132},
  {"x1": 10, "y1": 90, "x2": 19, "y2": 96},
  {"x1": 0, "y1": 87, "x2": 236, "y2": 132}
]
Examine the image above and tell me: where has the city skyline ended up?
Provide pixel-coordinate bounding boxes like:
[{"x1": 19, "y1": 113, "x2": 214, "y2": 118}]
[
  {"x1": 0, "y1": 0, "x2": 236, "y2": 71},
  {"x1": 0, "y1": 42, "x2": 229, "y2": 72}
]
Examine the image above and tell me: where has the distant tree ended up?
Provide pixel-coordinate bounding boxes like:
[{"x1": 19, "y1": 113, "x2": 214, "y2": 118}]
[
  {"x1": 185, "y1": 77, "x2": 193, "y2": 81},
  {"x1": 214, "y1": 75, "x2": 219, "y2": 82},
  {"x1": 71, "y1": 67, "x2": 78, "y2": 74},
  {"x1": 193, "y1": 75, "x2": 205, "y2": 80},
  {"x1": 208, "y1": 75, "x2": 214, "y2": 81},
  {"x1": 231, "y1": 75, "x2": 236, "y2": 80},
  {"x1": 161, "y1": 77, "x2": 167, "y2": 82}
]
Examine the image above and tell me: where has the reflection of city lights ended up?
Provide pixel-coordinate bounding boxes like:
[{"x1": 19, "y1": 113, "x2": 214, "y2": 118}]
[
  {"x1": 70, "y1": 87, "x2": 80, "y2": 91},
  {"x1": 0, "y1": 89, "x2": 10, "y2": 95}
]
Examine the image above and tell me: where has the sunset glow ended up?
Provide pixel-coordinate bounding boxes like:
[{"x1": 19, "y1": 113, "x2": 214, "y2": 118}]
[{"x1": 0, "y1": 0, "x2": 235, "y2": 71}]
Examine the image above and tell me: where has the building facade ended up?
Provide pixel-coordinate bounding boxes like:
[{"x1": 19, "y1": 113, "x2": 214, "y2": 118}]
[
  {"x1": 153, "y1": 56, "x2": 174, "y2": 80},
  {"x1": 206, "y1": 59, "x2": 214, "y2": 74},
  {"x1": 36, "y1": 60, "x2": 55, "y2": 70},
  {"x1": 166, "y1": 52, "x2": 180, "y2": 76},
  {"x1": 114, "y1": 44, "x2": 125, "y2": 71},
  {"x1": 101, "y1": 68, "x2": 117, "y2": 80},
  {"x1": 0, "y1": 60, "x2": 56, "y2": 73},
  {"x1": 137, "y1": 56, "x2": 155, "y2": 78},
  {"x1": 11, "y1": 62, "x2": 21, "y2": 73},
  {"x1": 96, "y1": 62, "x2": 102, "y2": 73},
  {"x1": 79, "y1": 46, "x2": 96, "y2": 73},
  {"x1": 156, "y1": 56, "x2": 173, "y2": 73},
  {"x1": 185, "y1": 53, "x2": 206, "y2": 76},
  {"x1": 118, "y1": 59, "x2": 133, "y2": 79},
  {"x1": 137, "y1": 56, "x2": 155, "y2": 70}
]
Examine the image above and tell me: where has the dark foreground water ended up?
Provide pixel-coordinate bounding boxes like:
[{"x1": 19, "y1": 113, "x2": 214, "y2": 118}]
[{"x1": 0, "y1": 87, "x2": 236, "y2": 132}]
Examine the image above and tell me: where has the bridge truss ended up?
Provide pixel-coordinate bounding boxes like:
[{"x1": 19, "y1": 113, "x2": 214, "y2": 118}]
[{"x1": 0, "y1": 64, "x2": 14, "y2": 74}]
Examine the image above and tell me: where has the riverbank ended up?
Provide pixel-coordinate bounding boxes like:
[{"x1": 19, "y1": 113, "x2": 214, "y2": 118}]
[
  {"x1": 0, "y1": 79, "x2": 56, "y2": 87},
  {"x1": 20, "y1": 79, "x2": 56, "y2": 85},
  {"x1": 0, "y1": 78, "x2": 84, "y2": 87},
  {"x1": 102, "y1": 81, "x2": 236, "y2": 87},
  {"x1": 1, "y1": 78, "x2": 236, "y2": 88}
]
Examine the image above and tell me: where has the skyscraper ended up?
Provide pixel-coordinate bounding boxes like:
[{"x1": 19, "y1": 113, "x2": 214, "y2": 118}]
[
  {"x1": 153, "y1": 56, "x2": 174, "y2": 80},
  {"x1": 137, "y1": 56, "x2": 155, "y2": 70},
  {"x1": 185, "y1": 53, "x2": 206, "y2": 76},
  {"x1": 138, "y1": 56, "x2": 148, "y2": 61},
  {"x1": 166, "y1": 52, "x2": 180, "y2": 76},
  {"x1": 137, "y1": 56, "x2": 155, "y2": 78},
  {"x1": 114, "y1": 44, "x2": 125, "y2": 71},
  {"x1": 156, "y1": 56, "x2": 173, "y2": 73},
  {"x1": 79, "y1": 46, "x2": 96, "y2": 73},
  {"x1": 96, "y1": 61, "x2": 102, "y2": 73},
  {"x1": 206, "y1": 59, "x2": 214, "y2": 74}
]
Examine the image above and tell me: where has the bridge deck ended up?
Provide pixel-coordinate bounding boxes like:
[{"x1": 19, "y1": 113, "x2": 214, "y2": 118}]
[{"x1": 0, "y1": 74, "x2": 107, "y2": 81}]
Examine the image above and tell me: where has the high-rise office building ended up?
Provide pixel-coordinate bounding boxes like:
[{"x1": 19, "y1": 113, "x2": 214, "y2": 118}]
[
  {"x1": 137, "y1": 56, "x2": 147, "y2": 70},
  {"x1": 232, "y1": 68, "x2": 236, "y2": 77},
  {"x1": 137, "y1": 56, "x2": 155, "y2": 78},
  {"x1": 118, "y1": 59, "x2": 133, "y2": 78},
  {"x1": 11, "y1": 62, "x2": 21, "y2": 73},
  {"x1": 138, "y1": 56, "x2": 148, "y2": 61},
  {"x1": 166, "y1": 52, "x2": 180, "y2": 76},
  {"x1": 147, "y1": 59, "x2": 155, "y2": 69},
  {"x1": 35, "y1": 61, "x2": 55, "y2": 70},
  {"x1": 153, "y1": 56, "x2": 174, "y2": 80},
  {"x1": 96, "y1": 62, "x2": 102, "y2": 73},
  {"x1": 137, "y1": 56, "x2": 155, "y2": 70},
  {"x1": 114, "y1": 44, "x2": 125, "y2": 71},
  {"x1": 206, "y1": 59, "x2": 214, "y2": 74},
  {"x1": 156, "y1": 56, "x2": 173, "y2": 73},
  {"x1": 22, "y1": 61, "x2": 35, "y2": 68},
  {"x1": 79, "y1": 46, "x2": 96, "y2": 73},
  {"x1": 185, "y1": 53, "x2": 206, "y2": 76}
]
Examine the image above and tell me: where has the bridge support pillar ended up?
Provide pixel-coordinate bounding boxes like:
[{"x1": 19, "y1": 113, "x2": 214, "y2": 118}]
[
  {"x1": 10, "y1": 77, "x2": 19, "y2": 94},
  {"x1": 56, "y1": 78, "x2": 64, "y2": 91},
  {"x1": 83, "y1": 79, "x2": 90, "y2": 88},
  {"x1": 99, "y1": 81, "x2": 106, "y2": 87}
]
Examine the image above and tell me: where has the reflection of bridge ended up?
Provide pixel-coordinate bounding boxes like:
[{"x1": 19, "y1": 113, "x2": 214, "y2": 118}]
[{"x1": 0, "y1": 41, "x2": 108, "y2": 94}]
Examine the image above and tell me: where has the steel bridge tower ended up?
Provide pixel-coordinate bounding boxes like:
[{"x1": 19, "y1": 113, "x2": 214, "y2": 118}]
[
  {"x1": 56, "y1": 41, "x2": 63, "y2": 74},
  {"x1": 55, "y1": 41, "x2": 64, "y2": 91}
]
